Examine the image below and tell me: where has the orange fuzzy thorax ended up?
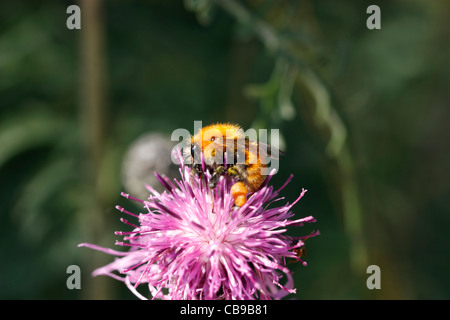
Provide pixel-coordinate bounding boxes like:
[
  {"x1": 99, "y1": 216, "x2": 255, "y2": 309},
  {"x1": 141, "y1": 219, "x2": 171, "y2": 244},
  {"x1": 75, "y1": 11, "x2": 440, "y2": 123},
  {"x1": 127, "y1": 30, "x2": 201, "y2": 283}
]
[{"x1": 191, "y1": 123, "x2": 244, "y2": 151}]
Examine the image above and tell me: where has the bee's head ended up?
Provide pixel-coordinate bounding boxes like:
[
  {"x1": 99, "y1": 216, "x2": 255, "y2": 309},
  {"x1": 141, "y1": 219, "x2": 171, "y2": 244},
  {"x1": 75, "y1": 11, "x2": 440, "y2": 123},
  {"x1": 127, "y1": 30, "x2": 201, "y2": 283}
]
[{"x1": 190, "y1": 123, "x2": 244, "y2": 167}]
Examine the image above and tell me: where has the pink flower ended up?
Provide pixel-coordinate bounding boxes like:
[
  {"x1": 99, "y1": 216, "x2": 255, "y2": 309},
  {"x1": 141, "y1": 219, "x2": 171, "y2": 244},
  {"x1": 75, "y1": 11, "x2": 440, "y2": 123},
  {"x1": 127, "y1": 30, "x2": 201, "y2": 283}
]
[{"x1": 79, "y1": 151, "x2": 318, "y2": 300}]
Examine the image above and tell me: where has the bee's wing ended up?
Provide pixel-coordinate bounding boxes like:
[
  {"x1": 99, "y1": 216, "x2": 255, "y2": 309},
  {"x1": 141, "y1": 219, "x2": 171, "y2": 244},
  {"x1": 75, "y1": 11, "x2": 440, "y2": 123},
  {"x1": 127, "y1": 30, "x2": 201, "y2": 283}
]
[
  {"x1": 223, "y1": 137, "x2": 284, "y2": 160},
  {"x1": 245, "y1": 138, "x2": 284, "y2": 160}
]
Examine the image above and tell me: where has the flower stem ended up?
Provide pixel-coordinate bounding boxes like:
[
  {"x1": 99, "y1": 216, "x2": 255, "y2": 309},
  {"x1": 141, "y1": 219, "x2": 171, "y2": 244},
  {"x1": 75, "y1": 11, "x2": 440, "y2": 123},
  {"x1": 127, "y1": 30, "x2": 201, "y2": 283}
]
[{"x1": 79, "y1": 0, "x2": 112, "y2": 299}]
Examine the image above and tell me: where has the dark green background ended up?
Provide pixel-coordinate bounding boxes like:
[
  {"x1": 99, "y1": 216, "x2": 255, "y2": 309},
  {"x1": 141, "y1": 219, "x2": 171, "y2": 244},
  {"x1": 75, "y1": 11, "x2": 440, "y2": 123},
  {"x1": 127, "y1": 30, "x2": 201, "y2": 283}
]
[{"x1": 1, "y1": 0, "x2": 449, "y2": 299}]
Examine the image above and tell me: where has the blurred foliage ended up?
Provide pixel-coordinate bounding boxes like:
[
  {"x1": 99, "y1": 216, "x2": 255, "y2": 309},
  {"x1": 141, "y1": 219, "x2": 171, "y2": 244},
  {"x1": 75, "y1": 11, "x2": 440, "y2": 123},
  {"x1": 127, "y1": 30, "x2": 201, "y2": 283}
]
[{"x1": 0, "y1": 0, "x2": 449, "y2": 299}]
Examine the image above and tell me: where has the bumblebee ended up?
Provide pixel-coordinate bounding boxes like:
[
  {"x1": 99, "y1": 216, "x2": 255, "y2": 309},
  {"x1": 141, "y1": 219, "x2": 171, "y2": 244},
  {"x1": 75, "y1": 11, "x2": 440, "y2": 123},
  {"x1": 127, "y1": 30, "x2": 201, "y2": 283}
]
[{"x1": 188, "y1": 123, "x2": 282, "y2": 207}]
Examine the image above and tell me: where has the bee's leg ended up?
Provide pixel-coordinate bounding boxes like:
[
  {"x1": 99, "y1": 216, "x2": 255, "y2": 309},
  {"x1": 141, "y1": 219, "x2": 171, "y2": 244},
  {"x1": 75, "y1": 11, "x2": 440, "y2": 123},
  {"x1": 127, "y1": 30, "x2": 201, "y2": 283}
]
[
  {"x1": 209, "y1": 165, "x2": 226, "y2": 189},
  {"x1": 189, "y1": 164, "x2": 203, "y2": 187},
  {"x1": 192, "y1": 164, "x2": 202, "y2": 176}
]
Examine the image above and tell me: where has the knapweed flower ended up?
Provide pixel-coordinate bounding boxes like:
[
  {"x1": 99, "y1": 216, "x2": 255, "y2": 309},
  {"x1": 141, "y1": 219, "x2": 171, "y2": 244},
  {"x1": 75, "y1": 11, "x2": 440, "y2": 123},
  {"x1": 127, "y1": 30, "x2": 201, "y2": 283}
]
[{"x1": 79, "y1": 151, "x2": 318, "y2": 300}]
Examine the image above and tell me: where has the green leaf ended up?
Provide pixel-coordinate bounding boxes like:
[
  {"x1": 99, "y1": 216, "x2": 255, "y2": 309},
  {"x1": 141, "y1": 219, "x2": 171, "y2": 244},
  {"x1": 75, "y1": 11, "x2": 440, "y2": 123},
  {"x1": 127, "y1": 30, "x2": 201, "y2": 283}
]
[{"x1": 0, "y1": 111, "x2": 68, "y2": 169}]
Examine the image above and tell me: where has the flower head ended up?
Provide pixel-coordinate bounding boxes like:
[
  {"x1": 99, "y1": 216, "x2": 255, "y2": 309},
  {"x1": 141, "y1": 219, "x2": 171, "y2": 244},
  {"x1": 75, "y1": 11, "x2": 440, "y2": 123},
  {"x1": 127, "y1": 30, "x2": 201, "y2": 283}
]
[{"x1": 79, "y1": 151, "x2": 318, "y2": 300}]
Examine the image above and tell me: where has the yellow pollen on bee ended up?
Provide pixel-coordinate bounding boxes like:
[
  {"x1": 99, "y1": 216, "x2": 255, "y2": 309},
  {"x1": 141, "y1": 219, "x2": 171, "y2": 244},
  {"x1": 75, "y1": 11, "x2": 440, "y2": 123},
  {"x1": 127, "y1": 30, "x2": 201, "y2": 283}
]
[{"x1": 231, "y1": 182, "x2": 248, "y2": 207}]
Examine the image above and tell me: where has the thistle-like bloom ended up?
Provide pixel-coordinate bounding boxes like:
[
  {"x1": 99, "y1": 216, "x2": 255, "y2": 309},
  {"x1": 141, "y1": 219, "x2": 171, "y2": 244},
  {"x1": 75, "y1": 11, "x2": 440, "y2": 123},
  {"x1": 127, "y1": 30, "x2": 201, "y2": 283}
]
[{"x1": 79, "y1": 152, "x2": 318, "y2": 300}]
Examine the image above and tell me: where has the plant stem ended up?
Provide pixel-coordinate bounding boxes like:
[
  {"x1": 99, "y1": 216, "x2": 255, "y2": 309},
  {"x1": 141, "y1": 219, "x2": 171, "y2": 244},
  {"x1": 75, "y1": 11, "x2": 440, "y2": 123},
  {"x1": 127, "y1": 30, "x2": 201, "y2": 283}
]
[{"x1": 79, "y1": 0, "x2": 112, "y2": 299}]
